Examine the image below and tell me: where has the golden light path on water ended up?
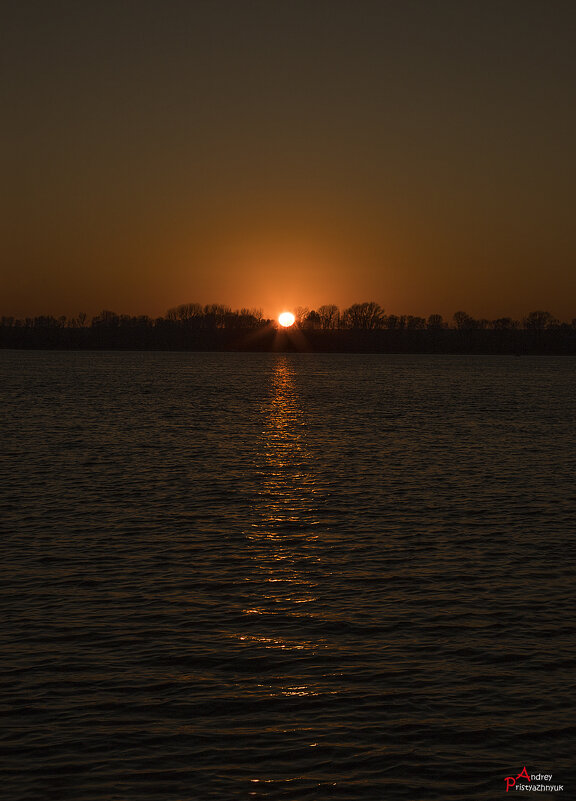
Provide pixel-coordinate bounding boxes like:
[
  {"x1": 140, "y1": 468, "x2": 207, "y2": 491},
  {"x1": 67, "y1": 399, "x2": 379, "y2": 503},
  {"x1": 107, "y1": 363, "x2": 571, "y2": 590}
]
[
  {"x1": 240, "y1": 357, "x2": 332, "y2": 790},
  {"x1": 245, "y1": 357, "x2": 322, "y2": 646}
]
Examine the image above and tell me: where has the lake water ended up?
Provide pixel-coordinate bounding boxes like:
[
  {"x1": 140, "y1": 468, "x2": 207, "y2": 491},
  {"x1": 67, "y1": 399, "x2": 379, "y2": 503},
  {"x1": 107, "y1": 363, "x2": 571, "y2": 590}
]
[{"x1": 2, "y1": 351, "x2": 575, "y2": 800}]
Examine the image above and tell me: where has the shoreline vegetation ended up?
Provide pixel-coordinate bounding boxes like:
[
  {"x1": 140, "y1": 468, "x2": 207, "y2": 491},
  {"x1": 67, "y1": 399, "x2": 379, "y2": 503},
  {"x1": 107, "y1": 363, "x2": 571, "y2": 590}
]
[{"x1": 1, "y1": 303, "x2": 575, "y2": 354}]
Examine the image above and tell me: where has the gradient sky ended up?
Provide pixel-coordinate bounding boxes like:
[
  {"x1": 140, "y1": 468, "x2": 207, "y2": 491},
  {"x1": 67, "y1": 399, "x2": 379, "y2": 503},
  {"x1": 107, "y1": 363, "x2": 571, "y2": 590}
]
[{"x1": 3, "y1": 0, "x2": 576, "y2": 321}]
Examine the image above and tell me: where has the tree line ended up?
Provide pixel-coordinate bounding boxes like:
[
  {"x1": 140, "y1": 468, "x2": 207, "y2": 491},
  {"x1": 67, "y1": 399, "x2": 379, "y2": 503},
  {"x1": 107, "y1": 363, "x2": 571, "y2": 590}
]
[
  {"x1": 1, "y1": 302, "x2": 575, "y2": 353},
  {"x1": 1, "y1": 302, "x2": 572, "y2": 331}
]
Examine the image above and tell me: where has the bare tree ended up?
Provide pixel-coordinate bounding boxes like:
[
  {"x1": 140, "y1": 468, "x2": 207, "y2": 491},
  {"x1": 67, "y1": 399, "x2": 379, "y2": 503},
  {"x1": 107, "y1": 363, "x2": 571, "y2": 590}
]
[
  {"x1": 492, "y1": 317, "x2": 518, "y2": 330},
  {"x1": 317, "y1": 304, "x2": 340, "y2": 329},
  {"x1": 405, "y1": 315, "x2": 426, "y2": 330},
  {"x1": 304, "y1": 310, "x2": 322, "y2": 329},
  {"x1": 166, "y1": 303, "x2": 203, "y2": 322},
  {"x1": 453, "y1": 311, "x2": 476, "y2": 330},
  {"x1": 523, "y1": 311, "x2": 556, "y2": 331},
  {"x1": 92, "y1": 310, "x2": 120, "y2": 327},
  {"x1": 343, "y1": 302, "x2": 385, "y2": 329},
  {"x1": 295, "y1": 306, "x2": 310, "y2": 326},
  {"x1": 427, "y1": 314, "x2": 444, "y2": 329}
]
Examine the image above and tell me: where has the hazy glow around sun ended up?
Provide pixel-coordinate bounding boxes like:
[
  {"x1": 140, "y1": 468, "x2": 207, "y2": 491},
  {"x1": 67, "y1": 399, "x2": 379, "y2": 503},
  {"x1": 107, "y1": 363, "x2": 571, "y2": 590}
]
[{"x1": 278, "y1": 311, "x2": 295, "y2": 327}]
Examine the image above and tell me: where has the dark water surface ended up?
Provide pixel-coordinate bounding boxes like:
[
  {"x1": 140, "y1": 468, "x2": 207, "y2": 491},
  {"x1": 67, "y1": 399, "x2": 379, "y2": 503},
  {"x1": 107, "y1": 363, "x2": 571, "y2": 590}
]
[{"x1": 2, "y1": 351, "x2": 575, "y2": 800}]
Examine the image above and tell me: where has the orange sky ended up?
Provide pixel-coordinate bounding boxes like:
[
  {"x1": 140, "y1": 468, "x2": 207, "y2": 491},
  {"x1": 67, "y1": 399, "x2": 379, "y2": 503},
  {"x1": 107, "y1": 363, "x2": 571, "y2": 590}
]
[{"x1": 3, "y1": 1, "x2": 576, "y2": 322}]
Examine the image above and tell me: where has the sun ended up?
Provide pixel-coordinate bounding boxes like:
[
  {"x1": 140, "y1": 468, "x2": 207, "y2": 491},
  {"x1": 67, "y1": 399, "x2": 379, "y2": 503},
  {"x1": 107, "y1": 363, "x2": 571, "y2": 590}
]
[{"x1": 278, "y1": 311, "x2": 295, "y2": 327}]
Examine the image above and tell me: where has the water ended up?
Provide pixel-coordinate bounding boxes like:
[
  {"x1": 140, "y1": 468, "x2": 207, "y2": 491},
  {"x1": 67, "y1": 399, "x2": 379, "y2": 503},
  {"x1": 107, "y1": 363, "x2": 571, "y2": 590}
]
[{"x1": 2, "y1": 351, "x2": 575, "y2": 800}]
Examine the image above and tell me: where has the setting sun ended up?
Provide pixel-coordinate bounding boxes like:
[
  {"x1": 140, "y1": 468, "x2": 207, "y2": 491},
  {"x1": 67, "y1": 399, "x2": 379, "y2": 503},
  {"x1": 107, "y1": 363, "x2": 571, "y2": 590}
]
[{"x1": 278, "y1": 312, "x2": 295, "y2": 327}]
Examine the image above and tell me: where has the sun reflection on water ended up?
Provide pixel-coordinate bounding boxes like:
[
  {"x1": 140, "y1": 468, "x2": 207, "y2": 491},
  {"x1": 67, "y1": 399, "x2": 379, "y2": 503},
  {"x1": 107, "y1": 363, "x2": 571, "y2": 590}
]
[
  {"x1": 236, "y1": 357, "x2": 328, "y2": 725},
  {"x1": 228, "y1": 360, "x2": 337, "y2": 794},
  {"x1": 249, "y1": 357, "x2": 322, "y2": 542}
]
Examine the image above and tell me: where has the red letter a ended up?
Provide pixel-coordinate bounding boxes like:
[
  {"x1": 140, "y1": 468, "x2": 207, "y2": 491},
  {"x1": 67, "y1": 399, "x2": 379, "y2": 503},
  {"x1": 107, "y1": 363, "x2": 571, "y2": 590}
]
[{"x1": 516, "y1": 767, "x2": 531, "y2": 781}]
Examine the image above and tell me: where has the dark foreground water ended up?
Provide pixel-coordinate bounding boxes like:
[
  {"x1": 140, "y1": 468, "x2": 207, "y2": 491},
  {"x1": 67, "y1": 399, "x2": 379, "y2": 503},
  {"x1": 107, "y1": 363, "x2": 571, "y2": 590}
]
[{"x1": 2, "y1": 351, "x2": 575, "y2": 800}]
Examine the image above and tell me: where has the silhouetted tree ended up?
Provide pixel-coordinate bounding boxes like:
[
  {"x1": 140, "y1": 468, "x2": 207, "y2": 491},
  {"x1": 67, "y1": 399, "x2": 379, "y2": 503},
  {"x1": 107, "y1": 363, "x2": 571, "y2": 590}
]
[
  {"x1": 405, "y1": 315, "x2": 426, "y2": 330},
  {"x1": 523, "y1": 311, "x2": 556, "y2": 330},
  {"x1": 427, "y1": 314, "x2": 445, "y2": 329},
  {"x1": 238, "y1": 308, "x2": 263, "y2": 327},
  {"x1": 92, "y1": 310, "x2": 120, "y2": 327},
  {"x1": 33, "y1": 315, "x2": 55, "y2": 328},
  {"x1": 204, "y1": 304, "x2": 231, "y2": 328},
  {"x1": 492, "y1": 317, "x2": 518, "y2": 330},
  {"x1": 317, "y1": 304, "x2": 340, "y2": 329},
  {"x1": 303, "y1": 310, "x2": 321, "y2": 329},
  {"x1": 294, "y1": 306, "x2": 310, "y2": 326},
  {"x1": 384, "y1": 314, "x2": 400, "y2": 329},
  {"x1": 343, "y1": 302, "x2": 385, "y2": 329},
  {"x1": 453, "y1": 311, "x2": 475, "y2": 330},
  {"x1": 166, "y1": 303, "x2": 203, "y2": 322}
]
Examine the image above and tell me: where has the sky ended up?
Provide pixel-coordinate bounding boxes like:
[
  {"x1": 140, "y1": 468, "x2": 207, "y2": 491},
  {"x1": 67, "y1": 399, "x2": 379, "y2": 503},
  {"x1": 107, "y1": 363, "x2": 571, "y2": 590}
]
[{"x1": 3, "y1": 0, "x2": 576, "y2": 322}]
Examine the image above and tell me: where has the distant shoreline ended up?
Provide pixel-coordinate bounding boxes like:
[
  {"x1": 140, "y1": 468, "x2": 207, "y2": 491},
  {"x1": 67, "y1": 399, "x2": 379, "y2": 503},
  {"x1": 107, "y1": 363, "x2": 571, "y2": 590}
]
[{"x1": 2, "y1": 327, "x2": 575, "y2": 355}]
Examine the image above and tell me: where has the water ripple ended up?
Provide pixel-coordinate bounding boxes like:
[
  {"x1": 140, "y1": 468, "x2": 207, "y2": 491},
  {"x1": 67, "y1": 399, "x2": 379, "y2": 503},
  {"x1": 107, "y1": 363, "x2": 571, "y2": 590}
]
[{"x1": 1, "y1": 352, "x2": 575, "y2": 800}]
